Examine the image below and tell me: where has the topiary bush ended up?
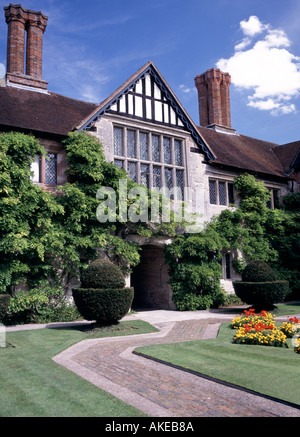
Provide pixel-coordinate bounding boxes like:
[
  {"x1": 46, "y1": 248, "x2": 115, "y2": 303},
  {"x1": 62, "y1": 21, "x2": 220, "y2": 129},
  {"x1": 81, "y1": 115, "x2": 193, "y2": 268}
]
[
  {"x1": 72, "y1": 288, "x2": 134, "y2": 324},
  {"x1": 73, "y1": 259, "x2": 134, "y2": 324},
  {"x1": 233, "y1": 260, "x2": 290, "y2": 310},
  {"x1": 241, "y1": 259, "x2": 277, "y2": 282},
  {"x1": 81, "y1": 259, "x2": 125, "y2": 289}
]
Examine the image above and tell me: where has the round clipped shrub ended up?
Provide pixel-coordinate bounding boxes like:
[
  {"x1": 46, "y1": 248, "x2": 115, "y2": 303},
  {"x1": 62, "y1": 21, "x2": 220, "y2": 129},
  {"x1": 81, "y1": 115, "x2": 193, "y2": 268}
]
[
  {"x1": 73, "y1": 259, "x2": 133, "y2": 324},
  {"x1": 234, "y1": 260, "x2": 289, "y2": 309},
  {"x1": 233, "y1": 281, "x2": 289, "y2": 309},
  {"x1": 0, "y1": 294, "x2": 10, "y2": 324},
  {"x1": 242, "y1": 259, "x2": 277, "y2": 282},
  {"x1": 81, "y1": 259, "x2": 125, "y2": 289},
  {"x1": 72, "y1": 287, "x2": 134, "y2": 324}
]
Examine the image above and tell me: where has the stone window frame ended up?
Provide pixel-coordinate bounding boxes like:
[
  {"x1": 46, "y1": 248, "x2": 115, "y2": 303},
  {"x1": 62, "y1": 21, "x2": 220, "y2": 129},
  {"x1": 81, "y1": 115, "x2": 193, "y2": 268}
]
[
  {"x1": 209, "y1": 178, "x2": 235, "y2": 206},
  {"x1": 113, "y1": 125, "x2": 186, "y2": 200}
]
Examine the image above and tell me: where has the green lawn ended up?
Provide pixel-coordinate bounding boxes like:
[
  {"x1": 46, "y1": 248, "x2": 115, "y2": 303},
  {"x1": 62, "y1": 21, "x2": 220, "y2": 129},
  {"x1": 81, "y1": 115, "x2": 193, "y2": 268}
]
[
  {"x1": 136, "y1": 320, "x2": 300, "y2": 407},
  {"x1": 0, "y1": 320, "x2": 157, "y2": 417}
]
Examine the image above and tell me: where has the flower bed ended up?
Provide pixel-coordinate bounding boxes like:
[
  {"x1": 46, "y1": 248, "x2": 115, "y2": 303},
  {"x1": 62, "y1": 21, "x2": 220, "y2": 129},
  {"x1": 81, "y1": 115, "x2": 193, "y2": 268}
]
[
  {"x1": 231, "y1": 308, "x2": 276, "y2": 329},
  {"x1": 279, "y1": 316, "x2": 300, "y2": 337},
  {"x1": 231, "y1": 309, "x2": 290, "y2": 349},
  {"x1": 280, "y1": 316, "x2": 300, "y2": 354}
]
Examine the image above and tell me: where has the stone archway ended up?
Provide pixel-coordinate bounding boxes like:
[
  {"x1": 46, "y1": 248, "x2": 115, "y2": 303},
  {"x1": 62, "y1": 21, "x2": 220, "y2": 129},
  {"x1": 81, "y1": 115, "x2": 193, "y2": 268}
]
[{"x1": 130, "y1": 243, "x2": 176, "y2": 310}]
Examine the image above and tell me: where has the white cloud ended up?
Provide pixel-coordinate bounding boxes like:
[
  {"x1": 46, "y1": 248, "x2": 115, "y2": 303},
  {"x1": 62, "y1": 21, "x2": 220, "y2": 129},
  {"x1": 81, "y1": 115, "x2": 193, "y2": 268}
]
[
  {"x1": 217, "y1": 16, "x2": 300, "y2": 115},
  {"x1": 240, "y1": 16, "x2": 266, "y2": 37},
  {"x1": 179, "y1": 84, "x2": 196, "y2": 94},
  {"x1": 235, "y1": 38, "x2": 251, "y2": 52}
]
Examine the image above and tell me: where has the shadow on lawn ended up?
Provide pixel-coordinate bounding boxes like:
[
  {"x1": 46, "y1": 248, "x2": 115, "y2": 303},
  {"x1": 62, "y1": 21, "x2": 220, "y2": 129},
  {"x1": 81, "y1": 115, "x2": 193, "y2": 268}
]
[{"x1": 46, "y1": 320, "x2": 148, "y2": 336}]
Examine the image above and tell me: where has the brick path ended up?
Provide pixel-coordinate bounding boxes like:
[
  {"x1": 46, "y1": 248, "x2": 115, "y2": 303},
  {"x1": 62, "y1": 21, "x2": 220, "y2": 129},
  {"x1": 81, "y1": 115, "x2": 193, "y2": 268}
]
[{"x1": 53, "y1": 318, "x2": 300, "y2": 417}]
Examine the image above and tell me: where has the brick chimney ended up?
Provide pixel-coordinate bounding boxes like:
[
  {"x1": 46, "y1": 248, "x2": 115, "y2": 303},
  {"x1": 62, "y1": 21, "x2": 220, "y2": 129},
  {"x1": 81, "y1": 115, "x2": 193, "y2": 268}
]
[
  {"x1": 4, "y1": 4, "x2": 48, "y2": 90},
  {"x1": 195, "y1": 68, "x2": 233, "y2": 132}
]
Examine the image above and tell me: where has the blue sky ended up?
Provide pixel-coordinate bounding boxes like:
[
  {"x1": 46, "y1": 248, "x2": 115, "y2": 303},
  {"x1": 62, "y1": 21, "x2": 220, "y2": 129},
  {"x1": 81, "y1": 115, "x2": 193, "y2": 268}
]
[{"x1": 0, "y1": 0, "x2": 299, "y2": 145}]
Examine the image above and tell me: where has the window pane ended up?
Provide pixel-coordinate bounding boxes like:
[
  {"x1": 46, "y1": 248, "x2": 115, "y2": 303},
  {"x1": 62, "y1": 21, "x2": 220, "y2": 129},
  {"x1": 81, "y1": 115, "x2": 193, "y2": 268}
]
[
  {"x1": 114, "y1": 159, "x2": 124, "y2": 169},
  {"x1": 228, "y1": 183, "x2": 234, "y2": 204},
  {"x1": 140, "y1": 164, "x2": 150, "y2": 188},
  {"x1": 163, "y1": 137, "x2": 171, "y2": 164},
  {"x1": 273, "y1": 190, "x2": 280, "y2": 209},
  {"x1": 127, "y1": 130, "x2": 136, "y2": 158},
  {"x1": 128, "y1": 161, "x2": 137, "y2": 183},
  {"x1": 176, "y1": 169, "x2": 184, "y2": 200},
  {"x1": 219, "y1": 182, "x2": 226, "y2": 205},
  {"x1": 114, "y1": 127, "x2": 123, "y2": 155},
  {"x1": 225, "y1": 253, "x2": 231, "y2": 279},
  {"x1": 209, "y1": 180, "x2": 217, "y2": 204},
  {"x1": 174, "y1": 140, "x2": 182, "y2": 166},
  {"x1": 45, "y1": 154, "x2": 57, "y2": 185},
  {"x1": 153, "y1": 166, "x2": 161, "y2": 189},
  {"x1": 140, "y1": 132, "x2": 148, "y2": 161},
  {"x1": 152, "y1": 135, "x2": 160, "y2": 162},
  {"x1": 165, "y1": 168, "x2": 173, "y2": 190},
  {"x1": 30, "y1": 156, "x2": 40, "y2": 182}
]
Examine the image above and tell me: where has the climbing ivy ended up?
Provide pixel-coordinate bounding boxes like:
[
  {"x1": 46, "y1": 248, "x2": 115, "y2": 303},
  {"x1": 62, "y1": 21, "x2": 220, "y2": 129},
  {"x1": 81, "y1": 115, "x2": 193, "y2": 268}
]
[
  {"x1": 0, "y1": 131, "x2": 181, "y2": 294},
  {"x1": 165, "y1": 173, "x2": 300, "y2": 309}
]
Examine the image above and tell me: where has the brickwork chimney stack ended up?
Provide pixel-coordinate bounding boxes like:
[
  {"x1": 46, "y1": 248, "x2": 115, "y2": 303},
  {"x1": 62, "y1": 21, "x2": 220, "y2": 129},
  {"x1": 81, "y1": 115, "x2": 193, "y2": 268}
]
[
  {"x1": 195, "y1": 68, "x2": 232, "y2": 130},
  {"x1": 4, "y1": 4, "x2": 48, "y2": 90}
]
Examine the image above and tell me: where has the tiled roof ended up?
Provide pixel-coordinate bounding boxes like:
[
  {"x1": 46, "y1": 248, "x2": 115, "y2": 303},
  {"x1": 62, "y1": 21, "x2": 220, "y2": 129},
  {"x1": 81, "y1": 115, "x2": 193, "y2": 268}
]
[
  {"x1": 0, "y1": 86, "x2": 97, "y2": 137},
  {"x1": 273, "y1": 141, "x2": 300, "y2": 174},
  {"x1": 197, "y1": 126, "x2": 287, "y2": 178},
  {"x1": 0, "y1": 74, "x2": 297, "y2": 181}
]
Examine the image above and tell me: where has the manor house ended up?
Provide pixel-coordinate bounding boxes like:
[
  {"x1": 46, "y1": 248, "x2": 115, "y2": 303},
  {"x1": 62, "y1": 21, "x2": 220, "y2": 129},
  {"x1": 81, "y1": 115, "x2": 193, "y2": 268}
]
[{"x1": 0, "y1": 4, "x2": 299, "y2": 308}]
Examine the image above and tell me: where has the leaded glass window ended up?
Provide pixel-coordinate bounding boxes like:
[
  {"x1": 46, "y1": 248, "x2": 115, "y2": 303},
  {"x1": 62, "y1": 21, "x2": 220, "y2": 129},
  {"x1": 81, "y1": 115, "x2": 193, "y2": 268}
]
[
  {"x1": 228, "y1": 183, "x2": 234, "y2": 204},
  {"x1": 140, "y1": 164, "x2": 150, "y2": 188},
  {"x1": 176, "y1": 169, "x2": 184, "y2": 200},
  {"x1": 163, "y1": 137, "x2": 171, "y2": 164},
  {"x1": 114, "y1": 159, "x2": 124, "y2": 169},
  {"x1": 113, "y1": 126, "x2": 185, "y2": 200},
  {"x1": 140, "y1": 132, "x2": 148, "y2": 161},
  {"x1": 152, "y1": 135, "x2": 160, "y2": 162},
  {"x1": 45, "y1": 154, "x2": 57, "y2": 185},
  {"x1": 127, "y1": 130, "x2": 136, "y2": 158},
  {"x1": 219, "y1": 181, "x2": 226, "y2": 205},
  {"x1": 174, "y1": 140, "x2": 182, "y2": 166},
  {"x1": 165, "y1": 168, "x2": 173, "y2": 190},
  {"x1": 153, "y1": 166, "x2": 162, "y2": 189},
  {"x1": 128, "y1": 162, "x2": 137, "y2": 183},
  {"x1": 114, "y1": 127, "x2": 123, "y2": 155},
  {"x1": 209, "y1": 180, "x2": 217, "y2": 204},
  {"x1": 209, "y1": 179, "x2": 236, "y2": 206}
]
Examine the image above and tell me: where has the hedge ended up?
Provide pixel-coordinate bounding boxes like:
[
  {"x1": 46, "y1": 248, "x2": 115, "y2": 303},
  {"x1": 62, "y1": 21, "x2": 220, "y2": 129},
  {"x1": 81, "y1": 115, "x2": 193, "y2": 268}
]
[
  {"x1": 233, "y1": 280, "x2": 289, "y2": 309},
  {"x1": 72, "y1": 287, "x2": 134, "y2": 324}
]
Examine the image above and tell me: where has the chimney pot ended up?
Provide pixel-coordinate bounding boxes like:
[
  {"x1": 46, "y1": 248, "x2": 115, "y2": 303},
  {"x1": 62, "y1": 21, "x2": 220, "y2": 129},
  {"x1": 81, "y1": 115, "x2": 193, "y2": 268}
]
[
  {"x1": 4, "y1": 4, "x2": 48, "y2": 89},
  {"x1": 195, "y1": 68, "x2": 232, "y2": 129}
]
